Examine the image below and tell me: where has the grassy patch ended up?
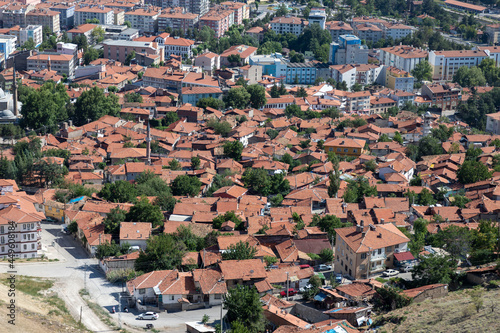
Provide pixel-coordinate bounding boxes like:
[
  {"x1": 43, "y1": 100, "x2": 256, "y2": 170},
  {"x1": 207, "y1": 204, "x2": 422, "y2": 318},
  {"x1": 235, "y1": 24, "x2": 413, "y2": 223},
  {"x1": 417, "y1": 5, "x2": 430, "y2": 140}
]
[
  {"x1": 375, "y1": 277, "x2": 388, "y2": 283},
  {"x1": 1, "y1": 276, "x2": 54, "y2": 297},
  {"x1": 80, "y1": 289, "x2": 120, "y2": 331}
]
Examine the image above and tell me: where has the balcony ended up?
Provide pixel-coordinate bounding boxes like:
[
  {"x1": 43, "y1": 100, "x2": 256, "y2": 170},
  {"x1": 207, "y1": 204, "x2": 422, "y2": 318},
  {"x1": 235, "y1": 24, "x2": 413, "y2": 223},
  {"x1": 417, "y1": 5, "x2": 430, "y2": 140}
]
[{"x1": 370, "y1": 254, "x2": 386, "y2": 261}]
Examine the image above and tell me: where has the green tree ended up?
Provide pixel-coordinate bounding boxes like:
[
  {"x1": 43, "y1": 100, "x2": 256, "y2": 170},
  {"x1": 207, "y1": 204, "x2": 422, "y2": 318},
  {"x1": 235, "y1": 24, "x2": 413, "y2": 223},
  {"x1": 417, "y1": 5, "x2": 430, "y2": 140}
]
[
  {"x1": 450, "y1": 195, "x2": 470, "y2": 208},
  {"x1": 222, "y1": 241, "x2": 257, "y2": 260},
  {"x1": 167, "y1": 159, "x2": 181, "y2": 170},
  {"x1": 242, "y1": 168, "x2": 271, "y2": 196},
  {"x1": 223, "y1": 141, "x2": 244, "y2": 160},
  {"x1": 320, "y1": 248, "x2": 334, "y2": 262},
  {"x1": 224, "y1": 285, "x2": 266, "y2": 333},
  {"x1": 411, "y1": 60, "x2": 433, "y2": 82},
  {"x1": 73, "y1": 87, "x2": 120, "y2": 126},
  {"x1": 206, "y1": 119, "x2": 232, "y2": 137},
  {"x1": 124, "y1": 50, "x2": 136, "y2": 66},
  {"x1": 135, "y1": 234, "x2": 186, "y2": 272},
  {"x1": 393, "y1": 132, "x2": 403, "y2": 144},
  {"x1": 197, "y1": 97, "x2": 225, "y2": 110},
  {"x1": 351, "y1": 83, "x2": 363, "y2": 92},
  {"x1": 246, "y1": 84, "x2": 267, "y2": 109},
  {"x1": 284, "y1": 104, "x2": 303, "y2": 118},
  {"x1": 83, "y1": 48, "x2": 100, "y2": 65},
  {"x1": 374, "y1": 286, "x2": 412, "y2": 311},
  {"x1": 453, "y1": 66, "x2": 486, "y2": 88},
  {"x1": 270, "y1": 194, "x2": 283, "y2": 207},
  {"x1": 364, "y1": 159, "x2": 377, "y2": 172},
  {"x1": 310, "y1": 214, "x2": 351, "y2": 241},
  {"x1": 124, "y1": 93, "x2": 143, "y2": 103},
  {"x1": 191, "y1": 156, "x2": 201, "y2": 170},
  {"x1": 418, "y1": 188, "x2": 436, "y2": 206},
  {"x1": 224, "y1": 87, "x2": 251, "y2": 109},
  {"x1": 103, "y1": 207, "x2": 127, "y2": 236},
  {"x1": 416, "y1": 136, "x2": 444, "y2": 160},
  {"x1": 263, "y1": 255, "x2": 278, "y2": 267},
  {"x1": 430, "y1": 225, "x2": 474, "y2": 260},
  {"x1": 154, "y1": 192, "x2": 177, "y2": 212},
  {"x1": 296, "y1": 87, "x2": 308, "y2": 97},
  {"x1": 126, "y1": 196, "x2": 164, "y2": 227},
  {"x1": 171, "y1": 175, "x2": 202, "y2": 197},
  {"x1": 378, "y1": 134, "x2": 392, "y2": 142},
  {"x1": 343, "y1": 177, "x2": 377, "y2": 203},
  {"x1": 213, "y1": 211, "x2": 244, "y2": 230},
  {"x1": 328, "y1": 154, "x2": 341, "y2": 198},
  {"x1": 457, "y1": 160, "x2": 492, "y2": 184},
  {"x1": 99, "y1": 180, "x2": 138, "y2": 203},
  {"x1": 411, "y1": 254, "x2": 458, "y2": 286}
]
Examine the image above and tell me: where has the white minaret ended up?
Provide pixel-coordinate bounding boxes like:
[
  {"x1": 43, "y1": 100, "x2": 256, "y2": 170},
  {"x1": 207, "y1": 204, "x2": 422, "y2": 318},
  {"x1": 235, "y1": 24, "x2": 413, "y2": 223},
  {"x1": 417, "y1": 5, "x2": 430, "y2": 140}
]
[{"x1": 422, "y1": 111, "x2": 432, "y2": 137}]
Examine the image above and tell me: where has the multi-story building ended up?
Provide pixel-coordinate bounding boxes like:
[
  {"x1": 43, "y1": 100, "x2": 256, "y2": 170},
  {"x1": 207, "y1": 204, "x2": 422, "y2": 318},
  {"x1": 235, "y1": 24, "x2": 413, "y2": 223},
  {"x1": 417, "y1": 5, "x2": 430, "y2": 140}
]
[
  {"x1": 199, "y1": 9, "x2": 234, "y2": 38},
  {"x1": 485, "y1": 24, "x2": 500, "y2": 44},
  {"x1": 220, "y1": 44, "x2": 257, "y2": 67},
  {"x1": 124, "y1": 7, "x2": 161, "y2": 34},
  {"x1": 150, "y1": 0, "x2": 208, "y2": 16},
  {"x1": 351, "y1": 16, "x2": 388, "y2": 30},
  {"x1": 50, "y1": 4, "x2": 75, "y2": 29},
  {"x1": 239, "y1": 64, "x2": 261, "y2": 84},
  {"x1": 194, "y1": 51, "x2": 220, "y2": 73},
  {"x1": 326, "y1": 21, "x2": 354, "y2": 42},
  {"x1": 180, "y1": 86, "x2": 223, "y2": 105},
  {"x1": 345, "y1": 90, "x2": 371, "y2": 114},
  {"x1": 421, "y1": 83, "x2": 461, "y2": 111},
  {"x1": 157, "y1": 7, "x2": 198, "y2": 33},
  {"x1": 334, "y1": 223, "x2": 410, "y2": 279},
  {"x1": 354, "y1": 64, "x2": 382, "y2": 86},
  {"x1": 0, "y1": 3, "x2": 33, "y2": 28},
  {"x1": 428, "y1": 49, "x2": 488, "y2": 81},
  {"x1": 308, "y1": 7, "x2": 326, "y2": 29},
  {"x1": 270, "y1": 16, "x2": 309, "y2": 36},
  {"x1": 370, "y1": 96, "x2": 396, "y2": 114},
  {"x1": 220, "y1": 1, "x2": 248, "y2": 26},
  {"x1": 323, "y1": 138, "x2": 365, "y2": 157},
  {"x1": 27, "y1": 53, "x2": 76, "y2": 77},
  {"x1": 0, "y1": 193, "x2": 44, "y2": 259},
  {"x1": 485, "y1": 111, "x2": 500, "y2": 134},
  {"x1": 103, "y1": 40, "x2": 164, "y2": 65},
  {"x1": 143, "y1": 67, "x2": 185, "y2": 90},
  {"x1": 378, "y1": 45, "x2": 428, "y2": 73},
  {"x1": 161, "y1": 36, "x2": 195, "y2": 59},
  {"x1": 382, "y1": 23, "x2": 414, "y2": 40},
  {"x1": 475, "y1": 46, "x2": 500, "y2": 66},
  {"x1": 285, "y1": 61, "x2": 318, "y2": 85},
  {"x1": 0, "y1": 35, "x2": 17, "y2": 58},
  {"x1": 329, "y1": 64, "x2": 356, "y2": 89},
  {"x1": 10, "y1": 25, "x2": 42, "y2": 47},
  {"x1": 67, "y1": 23, "x2": 97, "y2": 43},
  {"x1": 444, "y1": 0, "x2": 486, "y2": 14},
  {"x1": 74, "y1": 6, "x2": 114, "y2": 26},
  {"x1": 353, "y1": 23, "x2": 383, "y2": 43},
  {"x1": 26, "y1": 8, "x2": 60, "y2": 33},
  {"x1": 249, "y1": 53, "x2": 287, "y2": 78},
  {"x1": 383, "y1": 66, "x2": 414, "y2": 92},
  {"x1": 113, "y1": 10, "x2": 125, "y2": 25},
  {"x1": 330, "y1": 34, "x2": 368, "y2": 65}
]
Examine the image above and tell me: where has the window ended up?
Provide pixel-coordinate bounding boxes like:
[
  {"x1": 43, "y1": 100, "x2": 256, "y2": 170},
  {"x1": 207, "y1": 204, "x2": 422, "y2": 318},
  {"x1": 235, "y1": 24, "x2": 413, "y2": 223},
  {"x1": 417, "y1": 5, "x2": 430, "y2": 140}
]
[
  {"x1": 139, "y1": 289, "x2": 145, "y2": 294},
  {"x1": 170, "y1": 295, "x2": 174, "y2": 300},
  {"x1": 336, "y1": 148, "x2": 341, "y2": 152},
  {"x1": 23, "y1": 224, "x2": 26, "y2": 230},
  {"x1": 395, "y1": 244, "x2": 399, "y2": 249},
  {"x1": 23, "y1": 245, "x2": 27, "y2": 250},
  {"x1": 386, "y1": 246, "x2": 392, "y2": 252},
  {"x1": 215, "y1": 294, "x2": 222, "y2": 299},
  {"x1": 1, "y1": 246, "x2": 3, "y2": 252},
  {"x1": 329, "y1": 147, "x2": 333, "y2": 152},
  {"x1": 361, "y1": 253, "x2": 367, "y2": 259},
  {"x1": 353, "y1": 149, "x2": 357, "y2": 153},
  {"x1": 31, "y1": 244, "x2": 35, "y2": 250}
]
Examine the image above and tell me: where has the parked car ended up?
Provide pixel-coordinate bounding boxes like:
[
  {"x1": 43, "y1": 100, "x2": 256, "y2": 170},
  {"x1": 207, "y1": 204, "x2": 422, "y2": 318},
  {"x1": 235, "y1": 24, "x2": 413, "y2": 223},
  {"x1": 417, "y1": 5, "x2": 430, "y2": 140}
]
[
  {"x1": 335, "y1": 273, "x2": 343, "y2": 284},
  {"x1": 318, "y1": 264, "x2": 332, "y2": 271},
  {"x1": 280, "y1": 288, "x2": 298, "y2": 297},
  {"x1": 299, "y1": 284, "x2": 313, "y2": 293},
  {"x1": 382, "y1": 269, "x2": 399, "y2": 277},
  {"x1": 398, "y1": 264, "x2": 414, "y2": 273},
  {"x1": 137, "y1": 312, "x2": 159, "y2": 320},
  {"x1": 62, "y1": 226, "x2": 69, "y2": 234},
  {"x1": 299, "y1": 264, "x2": 311, "y2": 269}
]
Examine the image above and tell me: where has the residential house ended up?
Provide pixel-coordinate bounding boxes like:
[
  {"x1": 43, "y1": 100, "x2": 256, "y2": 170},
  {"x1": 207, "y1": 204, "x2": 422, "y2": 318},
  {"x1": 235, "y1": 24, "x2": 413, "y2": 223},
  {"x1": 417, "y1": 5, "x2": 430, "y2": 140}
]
[{"x1": 119, "y1": 222, "x2": 151, "y2": 250}]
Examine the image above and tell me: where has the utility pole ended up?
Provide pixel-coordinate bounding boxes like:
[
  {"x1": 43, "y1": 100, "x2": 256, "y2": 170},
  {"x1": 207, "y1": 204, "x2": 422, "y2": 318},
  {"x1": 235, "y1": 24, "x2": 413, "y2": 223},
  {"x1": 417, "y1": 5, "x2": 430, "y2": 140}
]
[
  {"x1": 84, "y1": 263, "x2": 87, "y2": 292},
  {"x1": 220, "y1": 297, "x2": 223, "y2": 333},
  {"x1": 118, "y1": 293, "x2": 122, "y2": 329}
]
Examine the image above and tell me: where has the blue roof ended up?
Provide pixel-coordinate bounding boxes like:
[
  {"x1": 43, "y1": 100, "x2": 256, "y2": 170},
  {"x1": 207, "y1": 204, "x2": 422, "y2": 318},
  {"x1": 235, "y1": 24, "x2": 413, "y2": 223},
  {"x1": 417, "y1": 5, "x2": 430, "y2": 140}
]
[
  {"x1": 313, "y1": 292, "x2": 326, "y2": 301},
  {"x1": 68, "y1": 196, "x2": 85, "y2": 204}
]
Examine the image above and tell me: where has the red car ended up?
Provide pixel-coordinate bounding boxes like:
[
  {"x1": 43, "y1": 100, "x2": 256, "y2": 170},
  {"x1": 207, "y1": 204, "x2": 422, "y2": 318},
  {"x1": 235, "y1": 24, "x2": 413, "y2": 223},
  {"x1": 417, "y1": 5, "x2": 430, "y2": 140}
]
[{"x1": 280, "y1": 288, "x2": 298, "y2": 297}]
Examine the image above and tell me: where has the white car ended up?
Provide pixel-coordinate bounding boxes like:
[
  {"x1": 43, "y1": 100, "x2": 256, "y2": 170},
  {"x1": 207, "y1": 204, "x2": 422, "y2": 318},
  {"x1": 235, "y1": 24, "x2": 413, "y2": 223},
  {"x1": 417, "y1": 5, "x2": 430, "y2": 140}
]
[
  {"x1": 137, "y1": 312, "x2": 159, "y2": 320},
  {"x1": 382, "y1": 269, "x2": 399, "y2": 277},
  {"x1": 318, "y1": 264, "x2": 332, "y2": 271}
]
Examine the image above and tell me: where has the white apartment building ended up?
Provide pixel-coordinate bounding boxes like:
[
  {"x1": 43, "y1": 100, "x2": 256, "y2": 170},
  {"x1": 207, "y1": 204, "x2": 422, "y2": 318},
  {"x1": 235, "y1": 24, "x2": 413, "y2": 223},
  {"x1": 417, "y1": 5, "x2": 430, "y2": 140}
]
[
  {"x1": 74, "y1": 6, "x2": 114, "y2": 26},
  {"x1": 428, "y1": 49, "x2": 489, "y2": 81},
  {"x1": 308, "y1": 7, "x2": 326, "y2": 29},
  {"x1": 27, "y1": 53, "x2": 76, "y2": 77},
  {"x1": 26, "y1": 8, "x2": 61, "y2": 34},
  {"x1": 160, "y1": 36, "x2": 195, "y2": 59},
  {"x1": 382, "y1": 23, "x2": 414, "y2": 40},
  {"x1": 124, "y1": 7, "x2": 161, "y2": 34},
  {"x1": 326, "y1": 21, "x2": 354, "y2": 42},
  {"x1": 194, "y1": 51, "x2": 220, "y2": 73},
  {"x1": 486, "y1": 111, "x2": 500, "y2": 135},
  {"x1": 11, "y1": 25, "x2": 42, "y2": 47},
  {"x1": 475, "y1": 46, "x2": 500, "y2": 67},
  {"x1": 0, "y1": 35, "x2": 17, "y2": 58},
  {"x1": 329, "y1": 64, "x2": 356, "y2": 90},
  {"x1": 270, "y1": 16, "x2": 309, "y2": 36},
  {"x1": 157, "y1": 8, "x2": 199, "y2": 33},
  {"x1": 378, "y1": 45, "x2": 428, "y2": 73}
]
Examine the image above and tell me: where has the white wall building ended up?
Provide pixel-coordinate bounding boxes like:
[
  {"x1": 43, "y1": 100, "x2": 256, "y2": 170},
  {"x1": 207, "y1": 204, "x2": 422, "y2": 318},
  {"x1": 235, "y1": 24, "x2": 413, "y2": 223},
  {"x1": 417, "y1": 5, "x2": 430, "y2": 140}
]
[
  {"x1": 378, "y1": 46, "x2": 428, "y2": 73},
  {"x1": 74, "y1": 6, "x2": 114, "y2": 26},
  {"x1": 270, "y1": 16, "x2": 309, "y2": 36},
  {"x1": 429, "y1": 49, "x2": 489, "y2": 81}
]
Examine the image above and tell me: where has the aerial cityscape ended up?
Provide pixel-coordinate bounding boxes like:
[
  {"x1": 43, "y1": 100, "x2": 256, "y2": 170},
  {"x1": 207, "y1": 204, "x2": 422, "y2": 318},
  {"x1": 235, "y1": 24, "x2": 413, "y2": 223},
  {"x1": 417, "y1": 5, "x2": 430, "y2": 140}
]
[{"x1": 0, "y1": 0, "x2": 500, "y2": 332}]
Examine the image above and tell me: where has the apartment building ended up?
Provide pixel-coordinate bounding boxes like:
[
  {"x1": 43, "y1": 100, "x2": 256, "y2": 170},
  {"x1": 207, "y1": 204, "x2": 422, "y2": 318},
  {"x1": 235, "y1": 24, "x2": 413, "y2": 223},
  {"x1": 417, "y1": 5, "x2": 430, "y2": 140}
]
[
  {"x1": 143, "y1": 67, "x2": 185, "y2": 90},
  {"x1": 351, "y1": 16, "x2": 388, "y2": 30},
  {"x1": 181, "y1": 86, "x2": 223, "y2": 105},
  {"x1": 353, "y1": 23, "x2": 383, "y2": 43},
  {"x1": 27, "y1": 53, "x2": 76, "y2": 77},
  {"x1": 67, "y1": 23, "x2": 97, "y2": 43},
  {"x1": 329, "y1": 64, "x2": 356, "y2": 90},
  {"x1": 74, "y1": 6, "x2": 114, "y2": 26},
  {"x1": 486, "y1": 112, "x2": 500, "y2": 134},
  {"x1": 220, "y1": 44, "x2": 257, "y2": 67},
  {"x1": 0, "y1": 195, "x2": 44, "y2": 259},
  {"x1": 162, "y1": 36, "x2": 195, "y2": 59},
  {"x1": 220, "y1": 1, "x2": 248, "y2": 26},
  {"x1": 0, "y1": 3, "x2": 34, "y2": 28},
  {"x1": 50, "y1": 4, "x2": 75, "y2": 29},
  {"x1": 103, "y1": 40, "x2": 164, "y2": 65},
  {"x1": 323, "y1": 138, "x2": 365, "y2": 157},
  {"x1": 378, "y1": 45, "x2": 428, "y2": 73},
  {"x1": 326, "y1": 21, "x2": 354, "y2": 42},
  {"x1": 334, "y1": 223, "x2": 410, "y2": 279},
  {"x1": 124, "y1": 7, "x2": 161, "y2": 34},
  {"x1": 157, "y1": 7, "x2": 198, "y2": 33},
  {"x1": 199, "y1": 9, "x2": 234, "y2": 38},
  {"x1": 345, "y1": 90, "x2": 371, "y2": 114},
  {"x1": 428, "y1": 49, "x2": 489, "y2": 81},
  {"x1": 382, "y1": 23, "x2": 414, "y2": 40},
  {"x1": 308, "y1": 7, "x2": 327, "y2": 29},
  {"x1": 354, "y1": 64, "x2": 382, "y2": 86},
  {"x1": 285, "y1": 61, "x2": 318, "y2": 85},
  {"x1": 26, "y1": 8, "x2": 60, "y2": 33},
  {"x1": 0, "y1": 35, "x2": 17, "y2": 58},
  {"x1": 384, "y1": 66, "x2": 414, "y2": 92},
  {"x1": 194, "y1": 51, "x2": 220, "y2": 73},
  {"x1": 330, "y1": 34, "x2": 369, "y2": 65},
  {"x1": 270, "y1": 16, "x2": 309, "y2": 36},
  {"x1": 475, "y1": 46, "x2": 500, "y2": 66},
  {"x1": 9, "y1": 25, "x2": 42, "y2": 47},
  {"x1": 150, "y1": 0, "x2": 208, "y2": 16},
  {"x1": 485, "y1": 24, "x2": 500, "y2": 44},
  {"x1": 421, "y1": 83, "x2": 461, "y2": 111}
]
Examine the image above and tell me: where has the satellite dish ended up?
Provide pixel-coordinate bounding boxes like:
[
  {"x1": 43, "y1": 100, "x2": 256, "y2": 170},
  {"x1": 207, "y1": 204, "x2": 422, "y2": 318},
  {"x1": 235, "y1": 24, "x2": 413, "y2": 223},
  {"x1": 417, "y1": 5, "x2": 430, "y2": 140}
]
[{"x1": 250, "y1": 270, "x2": 254, "y2": 274}]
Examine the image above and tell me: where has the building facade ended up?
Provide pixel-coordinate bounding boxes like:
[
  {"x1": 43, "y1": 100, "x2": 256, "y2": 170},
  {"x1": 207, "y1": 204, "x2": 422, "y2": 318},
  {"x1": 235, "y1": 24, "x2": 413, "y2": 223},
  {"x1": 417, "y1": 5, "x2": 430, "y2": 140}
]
[
  {"x1": 378, "y1": 46, "x2": 428, "y2": 73},
  {"x1": 428, "y1": 49, "x2": 488, "y2": 81},
  {"x1": 74, "y1": 6, "x2": 114, "y2": 26}
]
